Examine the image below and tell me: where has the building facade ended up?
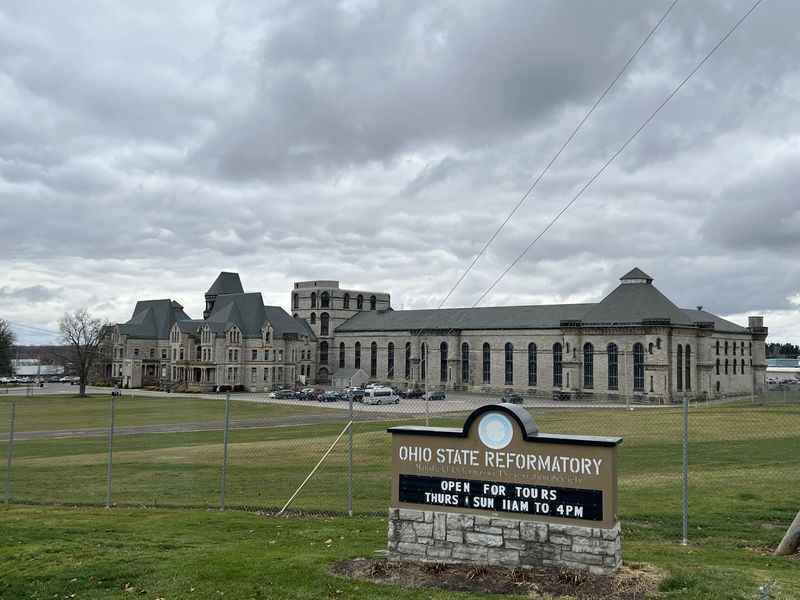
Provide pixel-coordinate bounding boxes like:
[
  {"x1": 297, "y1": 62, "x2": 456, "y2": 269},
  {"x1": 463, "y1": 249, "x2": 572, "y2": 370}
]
[{"x1": 107, "y1": 268, "x2": 768, "y2": 401}]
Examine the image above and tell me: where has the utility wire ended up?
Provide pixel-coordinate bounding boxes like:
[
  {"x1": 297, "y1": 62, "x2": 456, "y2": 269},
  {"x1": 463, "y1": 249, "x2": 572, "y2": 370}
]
[
  {"x1": 473, "y1": 0, "x2": 765, "y2": 307},
  {"x1": 6, "y1": 320, "x2": 61, "y2": 337},
  {"x1": 436, "y1": 0, "x2": 679, "y2": 310}
]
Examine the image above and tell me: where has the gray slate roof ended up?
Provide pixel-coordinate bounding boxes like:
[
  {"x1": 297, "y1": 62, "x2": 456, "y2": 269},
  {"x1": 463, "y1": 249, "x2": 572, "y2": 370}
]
[
  {"x1": 195, "y1": 293, "x2": 316, "y2": 339},
  {"x1": 206, "y1": 272, "x2": 244, "y2": 296},
  {"x1": 620, "y1": 267, "x2": 653, "y2": 281},
  {"x1": 119, "y1": 299, "x2": 191, "y2": 340}
]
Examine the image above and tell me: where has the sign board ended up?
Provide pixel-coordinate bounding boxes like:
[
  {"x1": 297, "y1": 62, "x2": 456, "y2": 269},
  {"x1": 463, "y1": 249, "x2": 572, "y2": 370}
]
[{"x1": 389, "y1": 404, "x2": 622, "y2": 528}]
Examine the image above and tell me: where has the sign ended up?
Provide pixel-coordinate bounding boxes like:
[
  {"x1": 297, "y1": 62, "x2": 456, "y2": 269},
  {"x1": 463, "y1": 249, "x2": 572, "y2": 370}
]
[{"x1": 389, "y1": 404, "x2": 622, "y2": 528}]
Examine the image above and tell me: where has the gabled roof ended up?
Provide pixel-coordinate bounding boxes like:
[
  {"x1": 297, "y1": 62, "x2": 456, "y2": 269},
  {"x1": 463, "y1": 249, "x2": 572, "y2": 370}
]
[
  {"x1": 119, "y1": 299, "x2": 191, "y2": 340},
  {"x1": 335, "y1": 303, "x2": 594, "y2": 332},
  {"x1": 265, "y1": 305, "x2": 316, "y2": 339},
  {"x1": 206, "y1": 292, "x2": 265, "y2": 337},
  {"x1": 206, "y1": 272, "x2": 244, "y2": 296}
]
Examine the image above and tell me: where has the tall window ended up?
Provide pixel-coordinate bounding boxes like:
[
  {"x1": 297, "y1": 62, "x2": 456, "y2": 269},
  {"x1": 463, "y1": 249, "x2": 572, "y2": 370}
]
[
  {"x1": 528, "y1": 343, "x2": 537, "y2": 386},
  {"x1": 461, "y1": 343, "x2": 470, "y2": 384},
  {"x1": 741, "y1": 358, "x2": 745, "y2": 373},
  {"x1": 676, "y1": 345, "x2": 683, "y2": 391},
  {"x1": 320, "y1": 312, "x2": 330, "y2": 336},
  {"x1": 733, "y1": 360, "x2": 737, "y2": 374},
  {"x1": 319, "y1": 341, "x2": 328, "y2": 365},
  {"x1": 370, "y1": 342, "x2": 377, "y2": 377},
  {"x1": 370, "y1": 295, "x2": 377, "y2": 310},
  {"x1": 354, "y1": 342, "x2": 361, "y2": 369},
  {"x1": 356, "y1": 294, "x2": 364, "y2": 309},
  {"x1": 482, "y1": 343, "x2": 491, "y2": 384},
  {"x1": 421, "y1": 343, "x2": 427, "y2": 380},
  {"x1": 311, "y1": 292, "x2": 317, "y2": 308},
  {"x1": 292, "y1": 294, "x2": 298, "y2": 310},
  {"x1": 725, "y1": 359, "x2": 729, "y2": 374},
  {"x1": 440, "y1": 342, "x2": 448, "y2": 383},
  {"x1": 310, "y1": 312, "x2": 316, "y2": 324},
  {"x1": 608, "y1": 343, "x2": 618, "y2": 390},
  {"x1": 685, "y1": 345, "x2": 691, "y2": 391},
  {"x1": 343, "y1": 293, "x2": 350, "y2": 309},
  {"x1": 405, "y1": 342, "x2": 411, "y2": 379},
  {"x1": 553, "y1": 343, "x2": 563, "y2": 388},
  {"x1": 724, "y1": 341, "x2": 729, "y2": 354},
  {"x1": 716, "y1": 340, "x2": 720, "y2": 355},
  {"x1": 388, "y1": 342, "x2": 395, "y2": 379},
  {"x1": 633, "y1": 343, "x2": 645, "y2": 391},
  {"x1": 583, "y1": 343, "x2": 594, "y2": 389},
  {"x1": 337, "y1": 343, "x2": 345, "y2": 368},
  {"x1": 504, "y1": 343, "x2": 514, "y2": 385},
  {"x1": 716, "y1": 358, "x2": 720, "y2": 375},
  {"x1": 740, "y1": 341, "x2": 744, "y2": 355},
  {"x1": 733, "y1": 342, "x2": 737, "y2": 356},
  {"x1": 321, "y1": 292, "x2": 329, "y2": 308}
]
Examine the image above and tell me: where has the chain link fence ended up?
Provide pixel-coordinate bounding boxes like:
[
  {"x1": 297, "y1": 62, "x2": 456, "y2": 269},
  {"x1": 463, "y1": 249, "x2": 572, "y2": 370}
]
[{"x1": 1, "y1": 387, "x2": 798, "y2": 546}]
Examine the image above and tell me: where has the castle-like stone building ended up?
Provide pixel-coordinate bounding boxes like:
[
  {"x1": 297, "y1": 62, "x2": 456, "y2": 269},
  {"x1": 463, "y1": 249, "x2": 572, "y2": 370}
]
[{"x1": 105, "y1": 268, "x2": 768, "y2": 401}]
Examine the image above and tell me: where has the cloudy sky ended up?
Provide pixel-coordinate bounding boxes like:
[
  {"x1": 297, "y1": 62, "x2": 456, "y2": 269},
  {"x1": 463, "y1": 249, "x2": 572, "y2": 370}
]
[{"x1": 1, "y1": 0, "x2": 799, "y2": 345}]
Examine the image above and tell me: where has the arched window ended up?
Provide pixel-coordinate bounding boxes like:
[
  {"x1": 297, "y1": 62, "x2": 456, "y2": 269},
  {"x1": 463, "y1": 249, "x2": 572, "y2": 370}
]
[
  {"x1": 370, "y1": 342, "x2": 377, "y2": 377},
  {"x1": 440, "y1": 342, "x2": 449, "y2": 383},
  {"x1": 716, "y1": 358, "x2": 720, "y2": 375},
  {"x1": 676, "y1": 345, "x2": 683, "y2": 391},
  {"x1": 724, "y1": 341, "x2": 729, "y2": 354},
  {"x1": 343, "y1": 293, "x2": 350, "y2": 309},
  {"x1": 656, "y1": 338, "x2": 662, "y2": 349},
  {"x1": 749, "y1": 342, "x2": 752, "y2": 355},
  {"x1": 648, "y1": 342, "x2": 654, "y2": 354},
  {"x1": 320, "y1": 312, "x2": 330, "y2": 336},
  {"x1": 405, "y1": 342, "x2": 411, "y2": 379},
  {"x1": 388, "y1": 342, "x2": 395, "y2": 379},
  {"x1": 583, "y1": 343, "x2": 594, "y2": 389},
  {"x1": 354, "y1": 342, "x2": 361, "y2": 369},
  {"x1": 608, "y1": 343, "x2": 618, "y2": 390},
  {"x1": 528, "y1": 343, "x2": 537, "y2": 387},
  {"x1": 733, "y1": 342, "x2": 737, "y2": 356},
  {"x1": 321, "y1": 292, "x2": 329, "y2": 308},
  {"x1": 310, "y1": 312, "x2": 316, "y2": 325},
  {"x1": 716, "y1": 381, "x2": 720, "y2": 393},
  {"x1": 420, "y1": 343, "x2": 427, "y2": 381},
  {"x1": 292, "y1": 294, "x2": 298, "y2": 310},
  {"x1": 724, "y1": 358, "x2": 729, "y2": 374},
  {"x1": 633, "y1": 343, "x2": 645, "y2": 391},
  {"x1": 461, "y1": 342, "x2": 470, "y2": 384},
  {"x1": 733, "y1": 359, "x2": 737, "y2": 374},
  {"x1": 356, "y1": 294, "x2": 364, "y2": 310},
  {"x1": 320, "y1": 341, "x2": 328, "y2": 365},
  {"x1": 716, "y1": 340, "x2": 720, "y2": 355},
  {"x1": 370, "y1": 295, "x2": 377, "y2": 311},
  {"x1": 553, "y1": 343, "x2": 563, "y2": 388},
  {"x1": 504, "y1": 343, "x2": 514, "y2": 385},
  {"x1": 339, "y1": 342, "x2": 345, "y2": 368},
  {"x1": 311, "y1": 292, "x2": 317, "y2": 308},
  {"x1": 482, "y1": 343, "x2": 491, "y2": 384},
  {"x1": 740, "y1": 341, "x2": 744, "y2": 355},
  {"x1": 685, "y1": 345, "x2": 691, "y2": 391},
  {"x1": 741, "y1": 358, "x2": 745, "y2": 373}
]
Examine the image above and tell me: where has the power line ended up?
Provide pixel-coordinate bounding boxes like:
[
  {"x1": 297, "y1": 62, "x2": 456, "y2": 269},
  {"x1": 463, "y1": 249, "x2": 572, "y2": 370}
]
[
  {"x1": 473, "y1": 0, "x2": 766, "y2": 308},
  {"x1": 436, "y1": 0, "x2": 680, "y2": 310},
  {"x1": 7, "y1": 320, "x2": 61, "y2": 337}
]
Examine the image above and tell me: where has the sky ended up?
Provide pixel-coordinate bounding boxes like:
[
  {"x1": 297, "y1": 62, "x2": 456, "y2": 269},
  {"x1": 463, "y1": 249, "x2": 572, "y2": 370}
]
[{"x1": 1, "y1": 0, "x2": 799, "y2": 345}]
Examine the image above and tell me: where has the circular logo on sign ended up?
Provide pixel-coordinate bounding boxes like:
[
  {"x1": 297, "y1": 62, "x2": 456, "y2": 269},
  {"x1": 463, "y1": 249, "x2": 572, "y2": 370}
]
[{"x1": 478, "y1": 412, "x2": 514, "y2": 449}]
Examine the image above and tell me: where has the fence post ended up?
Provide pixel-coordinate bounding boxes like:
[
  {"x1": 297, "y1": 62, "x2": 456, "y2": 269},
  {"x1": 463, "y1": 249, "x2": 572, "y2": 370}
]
[
  {"x1": 348, "y1": 394, "x2": 353, "y2": 516},
  {"x1": 4, "y1": 399, "x2": 16, "y2": 503},
  {"x1": 681, "y1": 393, "x2": 689, "y2": 545},
  {"x1": 106, "y1": 393, "x2": 116, "y2": 508},
  {"x1": 220, "y1": 393, "x2": 231, "y2": 511}
]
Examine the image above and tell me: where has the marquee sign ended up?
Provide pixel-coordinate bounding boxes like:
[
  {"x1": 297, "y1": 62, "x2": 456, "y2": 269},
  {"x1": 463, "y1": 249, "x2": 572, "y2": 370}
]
[{"x1": 389, "y1": 404, "x2": 622, "y2": 528}]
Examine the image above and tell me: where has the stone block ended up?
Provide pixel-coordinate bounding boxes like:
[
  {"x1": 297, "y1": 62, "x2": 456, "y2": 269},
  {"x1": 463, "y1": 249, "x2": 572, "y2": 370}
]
[
  {"x1": 474, "y1": 515, "x2": 493, "y2": 527},
  {"x1": 396, "y1": 542, "x2": 427, "y2": 556},
  {"x1": 447, "y1": 514, "x2": 473, "y2": 530},
  {"x1": 549, "y1": 534, "x2": 572, "y2": 546},
  {"x1": 397, "y1": 522, "x2": 417, "y2": 542},
  {"x1": 413, "y1": 522, "x2": 433, "y2": 538},
  {"x1": 426, "y1": 546, "x2": 453, "y2": 559},
  {"x1": 452, "y1": 544, "x2": 488, "y2": 561},
  {"x1": 520, "y1": 522, "x2": 548, "y2": 542},
  {"x1": 490, "y1": 518, "x2": 519, "y2": 529},
  {"x1": 388, "y1": 508, "x2": 399, "y2": 520},
  {"x1": 601, "y1": 523, "x2": 621, "y2": 540},
  {"x1": 446, "y1": 531, "x2": 463, "y2": 544},
  {"x1": 474, "y1": 525, "x2": 502, "y2": 535},
  {"x1": 504, "y1": 538, "x2": 527, "y2": 551},
  {"x1": 503, "y1": 527, "x2": 520, "y2": 540},
  {"x1": 562, "y1": 551, "x2": 604, "y2": 566},
  {"x1": 398, "y1": 509, "x2": 425, "y2": 522},
  {"x1": 487, "y1": 548, "x2": 520, "y2": 567},
  {"x1": 424, "y1": 512, "x2": 434, "y2": 523},
  {"x1": 433, "y1": 513, "x2": 447, "y2": 541},
  {"x1": 573, "y1": 538, "x2": 619, "y2": 556},
  {"x1": 464, "y1": 532, "x2": 503, "y2": 547},
  {"x1": 549, "y1": 524, "x2": 593, "y2": 537}
]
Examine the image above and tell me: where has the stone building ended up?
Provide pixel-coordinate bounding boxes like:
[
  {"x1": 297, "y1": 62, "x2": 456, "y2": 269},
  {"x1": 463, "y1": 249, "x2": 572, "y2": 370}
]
[{"x1": 106, "y1": 267, "x2": 768, "y2": 401}]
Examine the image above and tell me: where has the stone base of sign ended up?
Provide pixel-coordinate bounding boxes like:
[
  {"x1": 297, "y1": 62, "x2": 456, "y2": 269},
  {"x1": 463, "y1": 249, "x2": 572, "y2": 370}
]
[{"x1": 387, "y1": 508, "x2": 622, "y2": 575}]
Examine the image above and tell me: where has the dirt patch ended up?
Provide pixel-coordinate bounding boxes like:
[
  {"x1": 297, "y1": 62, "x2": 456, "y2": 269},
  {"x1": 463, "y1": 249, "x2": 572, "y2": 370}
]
[{"x1": 332, "y1": 558, "x2": 664, "y2": 599}]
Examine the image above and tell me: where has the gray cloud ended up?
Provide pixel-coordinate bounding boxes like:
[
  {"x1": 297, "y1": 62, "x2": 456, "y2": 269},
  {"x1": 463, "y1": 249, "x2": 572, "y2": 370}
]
[{"x1": 1, "y1": 0, "x2": 800, "y2": 344}]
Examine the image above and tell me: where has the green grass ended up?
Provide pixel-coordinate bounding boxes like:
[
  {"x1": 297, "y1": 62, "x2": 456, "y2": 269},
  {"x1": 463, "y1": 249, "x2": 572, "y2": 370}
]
[{"x1": 0, "y1": 395, "x2": 798, "y2": 598}]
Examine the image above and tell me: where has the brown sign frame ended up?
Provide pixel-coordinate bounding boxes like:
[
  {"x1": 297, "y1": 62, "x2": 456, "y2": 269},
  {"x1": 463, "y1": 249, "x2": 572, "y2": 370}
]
[{"x1": 388, "y1": 404, "x2": 622, "y2": 528}]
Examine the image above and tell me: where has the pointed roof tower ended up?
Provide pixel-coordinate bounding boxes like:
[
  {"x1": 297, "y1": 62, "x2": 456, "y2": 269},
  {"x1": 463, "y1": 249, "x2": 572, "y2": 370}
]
[
  {"x1": 619, "y1": 267, "x2": 653, "y2": 284},
  {"x1": 204, "y1": 272, "x2": 244, "y2": 319}
]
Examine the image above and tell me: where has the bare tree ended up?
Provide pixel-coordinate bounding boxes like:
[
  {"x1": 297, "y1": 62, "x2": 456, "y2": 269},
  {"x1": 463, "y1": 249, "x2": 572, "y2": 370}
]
[
  {"x1": 58, "y1": 309, "x2": 107, "y2": 397},
  {"x1": 0, "y1": 318, "x2": 16, "y2": 376}
]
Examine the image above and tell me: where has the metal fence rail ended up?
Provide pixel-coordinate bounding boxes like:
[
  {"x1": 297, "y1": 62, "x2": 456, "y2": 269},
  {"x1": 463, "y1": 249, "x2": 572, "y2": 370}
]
[{"x1": 0, "y1": 388, "x2": 798, "y2": 546}]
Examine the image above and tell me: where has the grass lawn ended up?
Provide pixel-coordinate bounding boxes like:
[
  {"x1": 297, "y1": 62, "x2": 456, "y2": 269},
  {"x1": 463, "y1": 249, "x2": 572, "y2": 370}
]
[{"x1": 0, "y1": 395, "x2": 798, "y2": 598}]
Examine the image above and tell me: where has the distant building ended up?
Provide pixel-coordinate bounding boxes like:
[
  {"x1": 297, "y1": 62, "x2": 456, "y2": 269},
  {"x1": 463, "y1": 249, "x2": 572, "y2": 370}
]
[
  {"x1": 11, "y1": 359, "x2": 65, "y2": 377},
  {"x1": 105, "y1": 268, "x2": 768, "y2": 400}
]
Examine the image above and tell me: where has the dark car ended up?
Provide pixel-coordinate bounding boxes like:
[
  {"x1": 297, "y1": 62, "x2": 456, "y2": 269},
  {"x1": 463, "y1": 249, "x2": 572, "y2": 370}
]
[
  {"x1": 402, "y1": 388, "x2": 424, "y2": 399},
  {"x1": 273, "y1": 389, "x2": 297, "y2": 399},
  {"x1": 349, "y1": 388, "x2": 365, "y2": 402},
  {"x1": 501, "y1": 393, "x2": 524, "y2": 405},
  {"x1": 319, "y1": 391, "x2": 340, "y2": 402},
  {"x1": 426, "y1": 391, "x2": 447, "y2": 401}
]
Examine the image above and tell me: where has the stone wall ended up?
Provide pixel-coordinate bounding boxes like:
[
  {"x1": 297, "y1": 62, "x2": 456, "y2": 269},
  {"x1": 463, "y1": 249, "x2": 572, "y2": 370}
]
[{"x1": 388, "y1": 508, "x2": 622, "y2": 575}]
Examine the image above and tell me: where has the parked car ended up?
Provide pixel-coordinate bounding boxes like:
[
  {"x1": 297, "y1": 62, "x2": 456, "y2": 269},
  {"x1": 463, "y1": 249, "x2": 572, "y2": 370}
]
[
  {"x1": 501, "y1": 392, "x2": 524, "y2": 404},
  {"x1": 363, "y1": 387, "x2": 400, "y2": 405},
  {"x1": 401, "y1": 388, "x2": 424, "y2": 399},
  {"x1": 425, "y1": 390, "x2": 447, "y2": 401},
  {"x1": 319, "y1": 391, "x2": 341, "y2": 403},
  {"x1": 348, "y1": 388, "x2": 366, "y2": 402}
]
